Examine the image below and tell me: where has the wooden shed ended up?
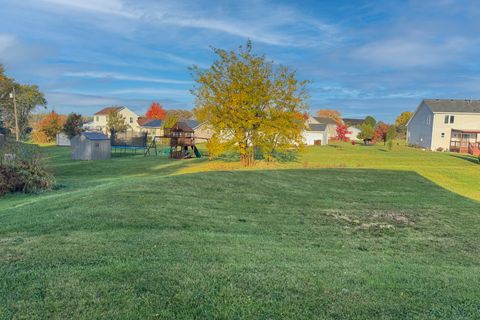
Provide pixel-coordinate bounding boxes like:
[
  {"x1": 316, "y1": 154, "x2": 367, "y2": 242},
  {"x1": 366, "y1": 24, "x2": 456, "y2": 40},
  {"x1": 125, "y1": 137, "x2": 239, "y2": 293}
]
[{"x1": 71, "y1": 132, "x2": 111, "y2": 160}]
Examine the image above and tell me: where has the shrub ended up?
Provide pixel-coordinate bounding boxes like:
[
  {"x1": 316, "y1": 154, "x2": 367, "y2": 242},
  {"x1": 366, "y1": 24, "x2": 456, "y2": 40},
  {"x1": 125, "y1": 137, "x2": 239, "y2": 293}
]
[
  {"x1": 436, "y1": 147, "x2": 444, "y2": 152},
  {"x1": 0, "y1": 137, "x2": 55, "y2": 196},
  {"x1": 206, "y1": 134, "x2": 225, "y2": 160}
]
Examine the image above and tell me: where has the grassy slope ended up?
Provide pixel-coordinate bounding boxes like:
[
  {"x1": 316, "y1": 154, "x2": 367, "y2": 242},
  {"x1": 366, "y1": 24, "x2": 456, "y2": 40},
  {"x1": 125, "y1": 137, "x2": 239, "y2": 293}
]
[
  {"x1": 1, "y1": 146, "x2": 480, "y2": 319},
  {"x1": 184, "y1": 142, "x2": 480, "y2": 201}
]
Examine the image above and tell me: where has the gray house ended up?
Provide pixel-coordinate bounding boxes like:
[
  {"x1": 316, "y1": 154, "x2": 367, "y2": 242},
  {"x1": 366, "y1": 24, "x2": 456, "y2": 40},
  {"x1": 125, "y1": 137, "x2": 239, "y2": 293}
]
[
  {"x1": 407, "y1": 99, "x2": 480, "y2": 154},
  {"x1": 71, "y1": 132, "x2": 111, "y2": 160}
]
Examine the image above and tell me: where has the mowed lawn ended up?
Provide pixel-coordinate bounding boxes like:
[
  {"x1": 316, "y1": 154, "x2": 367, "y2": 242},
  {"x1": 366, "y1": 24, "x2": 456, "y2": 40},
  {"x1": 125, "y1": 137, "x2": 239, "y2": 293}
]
[{"x1": 1, "y1": 145, "x2": 480, "y2": 319}]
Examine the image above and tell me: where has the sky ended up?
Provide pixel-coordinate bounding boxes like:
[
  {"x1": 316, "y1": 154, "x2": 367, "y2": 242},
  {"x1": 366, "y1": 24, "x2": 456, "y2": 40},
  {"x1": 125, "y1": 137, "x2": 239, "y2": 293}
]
[{"x1": 1, "y1": 0, "x2": 480, "y2": 122}]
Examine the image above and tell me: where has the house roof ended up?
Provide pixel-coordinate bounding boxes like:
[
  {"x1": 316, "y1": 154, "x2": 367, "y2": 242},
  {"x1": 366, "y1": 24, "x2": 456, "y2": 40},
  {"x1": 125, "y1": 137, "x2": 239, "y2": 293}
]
[
  {"x1": 343, "y1": 118, "x2": 364, "y2": 126},
  {"x1": 141, "y1": 119, "x2": 163, "y2": 128},
  {"x1": 94, "y1": 106, "x2": 124, "y2": 115},
  {"x1": 308, "y1": 123, "x2": 327, "y2": 132},
  {"x1": 137, "y1": 117, "x2": 163, "y2": 127},
  {"x1": 313, "y1": 117, "x2": 339, "y2": 125},
  {"x1": 423, "y1": 99, "x2": 480, "y2": 113},
  {"x1": 81, "y1": 132, "x2": 109, "y2": 140},
  {"x1": 172, "y1": 121, "x2": 194, "y2": 132},
  {"x1": 184, "y1": 119, "x2": 200, "y2": 129}
]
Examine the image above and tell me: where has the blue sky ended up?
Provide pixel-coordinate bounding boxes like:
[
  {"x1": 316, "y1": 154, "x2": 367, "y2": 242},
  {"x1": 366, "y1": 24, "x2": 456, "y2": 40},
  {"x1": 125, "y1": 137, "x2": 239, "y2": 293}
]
[{"x1": 1, "y1": 0, "x2": 479, "y2": 121}]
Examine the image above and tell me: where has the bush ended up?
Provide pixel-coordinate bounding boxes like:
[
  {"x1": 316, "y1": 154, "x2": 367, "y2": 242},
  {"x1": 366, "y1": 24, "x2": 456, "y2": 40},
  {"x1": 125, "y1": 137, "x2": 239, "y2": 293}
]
[
  {"x1": 206, "y1": 134, "x2": 226, "y2": 160},
  {"x1": 0, "y1": 138, "x2": 55, "y2": 196}
]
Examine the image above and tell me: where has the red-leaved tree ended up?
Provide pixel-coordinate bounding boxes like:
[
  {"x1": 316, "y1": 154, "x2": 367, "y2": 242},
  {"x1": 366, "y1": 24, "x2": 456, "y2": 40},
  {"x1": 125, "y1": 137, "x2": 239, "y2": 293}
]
[
  {"x1": 145, "y1": 102, "x2": 166, "y2": 120},
  {"x1": 335, "y1": 124, "x2": 351, "y2": 142},
  {"x1": 373, "y1": 122, "x2": 391, "y2": 145}
]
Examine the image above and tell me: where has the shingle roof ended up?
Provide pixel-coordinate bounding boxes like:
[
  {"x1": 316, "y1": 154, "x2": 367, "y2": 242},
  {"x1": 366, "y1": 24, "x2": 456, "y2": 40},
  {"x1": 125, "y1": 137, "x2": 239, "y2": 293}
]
[
  {"x1": 313, "y1": 117, "x2": 339, "y2": 125},
  {"x1": 308, "y1": 123, "x2": 327, "y2": 131},
  {"x1": 94, "y1": 107, "x2": 124, "y2": 115},
  {"x1": 184, "y1": 120, "x2": 200, "y2": 129},
  {"x1": 423, "y1": 99, "x2": 480, "y2": 113},
  {"x1": 172, "y1": 121, "x2": 194, "y2": 132},
  {"x1": 82, "y1": 132, "x2": 109, "y2": 140},
  {"x1": 141, "y1": 119, "x2": 163, "y2": 128},
  {"x1": 343, "y1": 118, "x2": 364, "y2": 126}
]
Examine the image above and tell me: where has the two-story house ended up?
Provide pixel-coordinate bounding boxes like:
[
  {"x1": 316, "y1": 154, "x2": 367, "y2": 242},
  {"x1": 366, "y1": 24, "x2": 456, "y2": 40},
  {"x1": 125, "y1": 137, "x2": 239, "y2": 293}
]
[
  {"x1": 93, "y1": 106, "x2": 140, "y2": 133},
  {"x1": 407, "y1": 99, "x2": 480, "y2": 155}
]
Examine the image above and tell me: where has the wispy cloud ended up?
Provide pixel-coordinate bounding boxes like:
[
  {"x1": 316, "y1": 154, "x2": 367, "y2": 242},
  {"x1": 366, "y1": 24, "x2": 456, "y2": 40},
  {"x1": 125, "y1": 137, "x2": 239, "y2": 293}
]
[
  {"x1": 108, "y1": 88, "x2": 190, "y2": 97},
  {"x1": 64, "y1": 71, "x2": 192, "y2": 85},
  {"x1": 354, "y1": 36, "x2": 470, "y2": 68},
  {"x1": 36, "y1": 0, "x2": 340, "y2": 47}
]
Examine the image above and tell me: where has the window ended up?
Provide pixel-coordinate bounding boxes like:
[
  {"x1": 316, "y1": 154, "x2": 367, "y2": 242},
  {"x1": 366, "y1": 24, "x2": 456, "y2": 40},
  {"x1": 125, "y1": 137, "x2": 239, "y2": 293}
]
[
  {"x1": 444, "y1": 115, "x2": 455, "y2": 124},
  {"x1": 441, "y1": 133, "x2": 445, "y2": 138},
  {"x1": 96, "y1": 116, "x2": 99, "y2": 122},
  {"x1": 426, "y1": 116, "x2": 431, "y2": 125},
  {"x1": 130, "y1": 117, "x2": 133, "y2": 123}
]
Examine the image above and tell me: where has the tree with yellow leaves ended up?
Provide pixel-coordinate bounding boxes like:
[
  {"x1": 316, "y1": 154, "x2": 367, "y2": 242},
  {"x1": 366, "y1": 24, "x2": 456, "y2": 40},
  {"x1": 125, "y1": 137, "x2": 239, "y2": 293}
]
[{"x1": 191, "y1": 41, "x2": 309, "y2": 166}]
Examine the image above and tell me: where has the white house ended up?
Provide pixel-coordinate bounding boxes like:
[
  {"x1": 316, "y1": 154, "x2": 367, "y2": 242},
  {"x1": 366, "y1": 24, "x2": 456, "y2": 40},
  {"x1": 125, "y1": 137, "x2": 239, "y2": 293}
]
[
  {"x1": 407, "y1": 99, "x2": 480, "y2": 155},
  {"x1": 303, "y1": 116, "x2": 329, "y2": 145},
  {"x1": 93, "y1": 106, "x2": 140, "y2": 133},
  {"x1": 346, "y1": 126, "x2": 361, "y2": 141}
]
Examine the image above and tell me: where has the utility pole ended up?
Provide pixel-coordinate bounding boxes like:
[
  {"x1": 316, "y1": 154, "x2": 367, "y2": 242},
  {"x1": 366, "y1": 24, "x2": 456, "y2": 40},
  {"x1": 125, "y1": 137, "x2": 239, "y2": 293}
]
[{"x1": 10, "y1": 86, "x2": 19, "y2": 141}]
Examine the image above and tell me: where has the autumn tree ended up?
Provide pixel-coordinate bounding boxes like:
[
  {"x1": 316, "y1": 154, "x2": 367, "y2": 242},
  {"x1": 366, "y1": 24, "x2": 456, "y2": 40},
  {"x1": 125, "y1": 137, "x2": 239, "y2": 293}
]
[
  {"x1": 107, "y1": 109, "x2": 129, "y2": 133},
  {"x1": 32, "y1": 111, "x2": 66, "y2": 143},
  {"x1": 358, "y1": 123, "x2": 374, "y2": 143},
  {"x1": 364, "y1": 115, "x2": 376, "y2": 128},
  {"x1": 317, "y1": 109, "x2": 342, "y2": 123},
  {"x1": 165, "y1": 109, "x2": 193, "y2": 120},
  {"x1": 146, "y1": 102, "x2": 166, "y2": 120},
  {"x1": 0, "y1": 65, "x2": 47, "y2": 139},
  {"x1": 387, "y1": 125, "x2": 396, "y2": 150},
  {"x1": 206, "y1": 134, "x2": 226, "y2": 160},
  {"x1": 191, "y1": 41, "x2": 309, "y2": 166},
  {"x1": 63, "y1": 113, "x2": 83, "y2": 138},
  {"x1": 395, "y1": 111, "x2": 413, "y2": 136},
  {"x1": 373, "y1": 122, "x2": 391, "y2": 145},
  {"x1": 335, "y1": 124, "x2": 351, "y2": 141}
]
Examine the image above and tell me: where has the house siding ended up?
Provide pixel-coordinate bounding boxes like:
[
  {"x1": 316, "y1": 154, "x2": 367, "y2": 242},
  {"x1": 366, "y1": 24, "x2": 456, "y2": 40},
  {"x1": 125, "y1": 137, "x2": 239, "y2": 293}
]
[
  {"x1": 93, "y1": 108, "x2": 140, "y2": 133},
  {"x1": 431, "y1": 113, "x2": 480, "y2": 151},
  {"x1": 407, "y1": 102, "x2": 434, "y2": 149}
]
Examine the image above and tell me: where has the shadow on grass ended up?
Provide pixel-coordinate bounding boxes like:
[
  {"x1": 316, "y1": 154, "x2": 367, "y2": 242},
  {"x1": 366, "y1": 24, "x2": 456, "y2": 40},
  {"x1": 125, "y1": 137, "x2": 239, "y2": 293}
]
[{"x1": 450, "y1": 154, "x2": 480, "y2": 165}]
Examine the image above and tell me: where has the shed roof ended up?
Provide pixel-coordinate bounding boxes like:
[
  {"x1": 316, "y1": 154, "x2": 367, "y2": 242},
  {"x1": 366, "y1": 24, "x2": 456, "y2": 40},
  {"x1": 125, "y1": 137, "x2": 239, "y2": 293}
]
[
  {"x1": 423, "y1": 99, "x2": 480, "y2": 113},
  {"x1": 308, "y1": 123, "x2": 327, "y2": 131},
  {"x1": 94, "y1": 106, "x2": 124, "y2": 115},
  {"x1": 81, "y1": 132, "x2": 109, "y2": 140}
]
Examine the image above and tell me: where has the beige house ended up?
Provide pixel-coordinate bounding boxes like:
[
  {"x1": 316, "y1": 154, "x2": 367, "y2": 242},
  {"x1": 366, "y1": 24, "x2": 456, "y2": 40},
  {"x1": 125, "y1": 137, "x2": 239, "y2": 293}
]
[
  {"x1": 184, "y1": 120, "x2": 213, "y2": 143},
  {"x1": 93, "y1": 106, "x2": 140, "y2": 134},
  {"x1": 407, "y1": 99, "x2": 480, "y2": 155}
]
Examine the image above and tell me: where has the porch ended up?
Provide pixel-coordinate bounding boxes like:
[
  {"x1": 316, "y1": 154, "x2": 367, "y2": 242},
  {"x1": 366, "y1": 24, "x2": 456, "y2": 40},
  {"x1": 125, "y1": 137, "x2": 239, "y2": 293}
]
[{"x1": 449, "y1": 129, "x2": 480, "y2": 156}]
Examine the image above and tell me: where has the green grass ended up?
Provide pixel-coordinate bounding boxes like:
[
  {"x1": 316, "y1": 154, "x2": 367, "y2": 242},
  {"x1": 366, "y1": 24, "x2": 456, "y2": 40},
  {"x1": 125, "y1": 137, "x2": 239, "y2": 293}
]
[{"x1": 1, "y1": 145, "x2": 480, "y2": 319}]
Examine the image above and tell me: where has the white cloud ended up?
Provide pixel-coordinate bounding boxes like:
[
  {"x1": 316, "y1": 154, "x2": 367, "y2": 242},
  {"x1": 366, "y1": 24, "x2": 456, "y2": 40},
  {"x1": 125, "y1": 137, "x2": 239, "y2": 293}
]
[
  {"x1": 108, "y1": 88, "x2": 189, "y2": 97},
  {"x1": 0, "y1": 34, "x2": 16, "y2": 54},
  {"x1": 35, "y1": 0, "x2": 340, "y2": 47},
  {"x1": 354, "y1": 36, "x2": 470, "y2": 68},
  {"x1": 64, "y1": 71, "x2": 192, "y2": 85}
]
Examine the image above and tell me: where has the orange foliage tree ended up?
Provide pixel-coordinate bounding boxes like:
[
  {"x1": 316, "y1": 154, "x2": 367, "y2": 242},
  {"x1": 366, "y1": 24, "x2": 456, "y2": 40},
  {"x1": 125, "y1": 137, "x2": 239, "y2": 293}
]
[
  {"x1": 373, "y1": 122, "x2": 391, "y2": 145},
  {"x1": 32, "y1": 111, "x2": 66, "y2": 143},
  {"x1": 316, "y1": 109, "x2": 342, "y2": 123},
  {"x1": 145, "y1": 102, "x2": 166, "y2": 120}
]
